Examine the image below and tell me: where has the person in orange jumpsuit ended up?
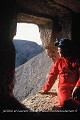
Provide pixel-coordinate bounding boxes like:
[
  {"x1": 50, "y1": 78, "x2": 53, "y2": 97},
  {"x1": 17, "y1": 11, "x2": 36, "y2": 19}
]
[{"x1": 40, "y1": 38, "x2": 80, "y2": 107}]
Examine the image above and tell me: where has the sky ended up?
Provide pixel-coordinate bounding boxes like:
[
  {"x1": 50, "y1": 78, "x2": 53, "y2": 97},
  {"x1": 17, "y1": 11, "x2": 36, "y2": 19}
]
[{"x1": 13, "y1": 23, "x2": 42, "y2": 45}]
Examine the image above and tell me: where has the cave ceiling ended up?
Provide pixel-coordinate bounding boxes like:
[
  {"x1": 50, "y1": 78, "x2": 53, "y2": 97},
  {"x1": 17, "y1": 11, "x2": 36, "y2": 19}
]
[{"x1": 16, "y1": 0, "x2": 80, "y2": 24}]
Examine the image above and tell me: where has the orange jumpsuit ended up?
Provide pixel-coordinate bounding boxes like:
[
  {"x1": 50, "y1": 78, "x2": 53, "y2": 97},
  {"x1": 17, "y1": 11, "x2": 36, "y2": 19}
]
[{"x1": 43, "y1": 57, "x2": 80, "y2": 106}]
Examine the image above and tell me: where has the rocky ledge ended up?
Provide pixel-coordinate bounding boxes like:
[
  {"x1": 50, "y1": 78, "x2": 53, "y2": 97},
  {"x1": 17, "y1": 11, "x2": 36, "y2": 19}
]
[{"x1": 22, "y1": 79, "x2": 59, "y2": 112}]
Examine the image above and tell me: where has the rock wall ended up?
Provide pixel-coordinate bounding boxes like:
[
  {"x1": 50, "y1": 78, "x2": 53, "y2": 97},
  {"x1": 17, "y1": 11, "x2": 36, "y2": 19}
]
[{"x1": 38, "y1": 14, "x2": 72, "y2": 60}]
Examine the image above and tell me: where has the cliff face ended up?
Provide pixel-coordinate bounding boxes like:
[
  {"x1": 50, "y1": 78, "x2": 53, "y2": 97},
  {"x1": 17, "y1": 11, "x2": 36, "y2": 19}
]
[
  {"x1": 14, "y1": 51, "x2": 59, "y2": 111},
  {"x1": 14, "y1": 51, "x2": 53, "y2": 101},
  {"x1": 13, "y1": 40, "x2": 44, "y2": 67}
]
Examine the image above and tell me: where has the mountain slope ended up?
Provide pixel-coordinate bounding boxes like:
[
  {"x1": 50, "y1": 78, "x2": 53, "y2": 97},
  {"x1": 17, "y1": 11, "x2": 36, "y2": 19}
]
[
  {"x1": 14, "y1": 51, "x2": 54, "y2": 102},
  {"x1": 13, "y1": 39, "x2": 44, "y2": 67}
]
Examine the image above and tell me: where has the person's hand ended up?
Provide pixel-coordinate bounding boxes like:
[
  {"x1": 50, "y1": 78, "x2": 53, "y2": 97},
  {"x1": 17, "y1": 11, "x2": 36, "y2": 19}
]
[
  {"x1": 38, "y1": 90, "x2": 48, "y2": 94},
  {"x1": 72, "y1": 86, "x2": 80, "y2": 101}
]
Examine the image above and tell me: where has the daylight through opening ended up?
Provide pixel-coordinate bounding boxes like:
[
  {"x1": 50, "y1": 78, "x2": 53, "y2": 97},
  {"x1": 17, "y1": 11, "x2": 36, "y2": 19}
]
[
  {"x1": 13, "y1": 23, "x2": 42, "y2": 45},
  {"x1": 13, "y1": 23, "x2": 44, "y2": 68}
]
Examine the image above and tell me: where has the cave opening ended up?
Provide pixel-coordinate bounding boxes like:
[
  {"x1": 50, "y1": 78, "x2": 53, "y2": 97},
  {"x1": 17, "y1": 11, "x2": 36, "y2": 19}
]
[{"x1": 13, "y1": 23, "x2": 42, "y2": 45}]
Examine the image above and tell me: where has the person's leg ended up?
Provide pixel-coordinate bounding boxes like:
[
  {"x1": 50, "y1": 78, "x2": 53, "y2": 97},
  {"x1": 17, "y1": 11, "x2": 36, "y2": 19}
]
[
  {"x1": 62, "y1": 98, "x2": 80, "y2": 111},
  {"x1": 58, "y1": 88, "x2": 72, "y2": 107}
]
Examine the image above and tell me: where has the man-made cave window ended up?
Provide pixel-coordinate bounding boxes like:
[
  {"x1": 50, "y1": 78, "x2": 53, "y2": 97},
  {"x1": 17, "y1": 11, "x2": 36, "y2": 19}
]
[
  {"x1": 13, "y1": 23, "x2": 42, "y2": 45},
  {"x1": 13, "y1": 23, "x2": 43, "y2": 68}
]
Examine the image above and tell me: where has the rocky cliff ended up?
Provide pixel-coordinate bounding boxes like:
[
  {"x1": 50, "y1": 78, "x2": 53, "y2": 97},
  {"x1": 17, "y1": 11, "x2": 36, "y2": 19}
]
[
  {"x1": 13, "y1": 39, "x2": 44, "y2": 67},
  {"x1": 14, "y1": 51, "x2": 59, "y2": 112}
]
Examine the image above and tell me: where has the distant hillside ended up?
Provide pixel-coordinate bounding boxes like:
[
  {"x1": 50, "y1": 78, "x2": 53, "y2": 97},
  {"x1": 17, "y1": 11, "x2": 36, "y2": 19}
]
[
  {"x1": 14, "y1": 51, "x2": 53, "y2": 102},
  {"x1": 13, "y1": 39, "x2": 44, "y2": 67}
]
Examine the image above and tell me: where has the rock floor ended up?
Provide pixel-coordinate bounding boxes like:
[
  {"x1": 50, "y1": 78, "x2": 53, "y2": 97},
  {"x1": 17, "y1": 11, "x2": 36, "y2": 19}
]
[{"x1": 22, "y1": 80, "x2": 59, "y2": 112}]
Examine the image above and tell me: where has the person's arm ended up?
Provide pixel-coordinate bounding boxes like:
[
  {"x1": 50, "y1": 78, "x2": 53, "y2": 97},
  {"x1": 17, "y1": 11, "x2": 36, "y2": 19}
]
[
  {"x1": 72, "y1": 86, "x2": 80, "y2": 101},
  {"x1": 75, "y1": 79, "x2": 80, "y2": 87},
  {"x1": 41, "y1": 60, "x2": 59, "y2": 94},
  {"x1": 72, "y1": 72, "x2": 80, "y2": 100}
]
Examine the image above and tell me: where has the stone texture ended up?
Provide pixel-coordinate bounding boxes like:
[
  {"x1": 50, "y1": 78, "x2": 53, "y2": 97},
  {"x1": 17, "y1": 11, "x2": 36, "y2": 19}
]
[
  {"x1": 22, "y1": 80, "x2": 59, "y2": 112},
  {"x1": 17, "y1": 0, "x2": 80, "y2": 15},
  {"x1": 14, "y1": 51, "x2": 53, "y2": 102},
  {"x1": 16, "y1": 0, "x2": 72, "y2": 53}
]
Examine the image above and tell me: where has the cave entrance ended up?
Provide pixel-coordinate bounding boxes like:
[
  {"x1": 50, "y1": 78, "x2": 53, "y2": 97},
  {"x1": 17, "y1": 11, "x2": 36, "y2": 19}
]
[
  {"x1": 13, "y1": 15, "x2": 53, "y2": 103},
  {"x1": 13, "y1": 23, "x2": 42, "y2": 45}
]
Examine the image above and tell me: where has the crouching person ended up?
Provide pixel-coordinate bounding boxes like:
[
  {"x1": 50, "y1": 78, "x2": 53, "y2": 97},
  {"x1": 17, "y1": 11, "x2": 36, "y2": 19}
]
[{"x1": 39, "y1": 38, "x2": 80, "y2": 110}]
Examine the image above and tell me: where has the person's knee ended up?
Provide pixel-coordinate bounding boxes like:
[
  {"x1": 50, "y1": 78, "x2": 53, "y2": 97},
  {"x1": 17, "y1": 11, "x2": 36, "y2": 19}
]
[{"x1": 62, "y1": 98, "x2": 80, "y2": 110}]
